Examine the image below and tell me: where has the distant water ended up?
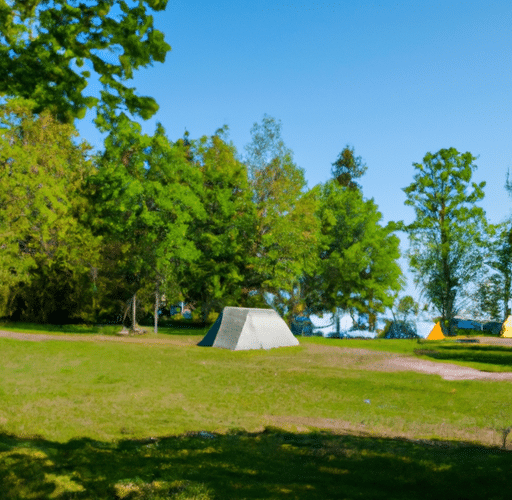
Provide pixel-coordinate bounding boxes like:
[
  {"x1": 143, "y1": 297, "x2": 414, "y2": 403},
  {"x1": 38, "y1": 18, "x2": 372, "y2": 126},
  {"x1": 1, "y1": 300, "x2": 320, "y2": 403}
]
[{"x1": 309, "y1": 313, "x2": 435, "y2": 339}]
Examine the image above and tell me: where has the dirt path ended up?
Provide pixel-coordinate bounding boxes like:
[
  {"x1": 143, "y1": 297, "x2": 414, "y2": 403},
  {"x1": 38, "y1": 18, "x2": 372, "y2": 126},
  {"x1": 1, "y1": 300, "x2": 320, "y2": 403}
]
[
  {"x1": 2, "y1": 330, "x2": 512, "y2": 381},
  {"x1": 305, "y1": 343, "x2": 512, "y2": 381}
]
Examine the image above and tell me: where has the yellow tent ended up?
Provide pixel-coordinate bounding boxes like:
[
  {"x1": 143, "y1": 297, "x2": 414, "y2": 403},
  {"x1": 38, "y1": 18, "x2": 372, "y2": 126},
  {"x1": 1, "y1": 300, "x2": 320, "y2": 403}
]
[
  {"x1": 426, "y1": 322, "x2": 445, "y2": 340},
  {"x1": 500, "y1": 316, "x2": 512, "y2": 338}
]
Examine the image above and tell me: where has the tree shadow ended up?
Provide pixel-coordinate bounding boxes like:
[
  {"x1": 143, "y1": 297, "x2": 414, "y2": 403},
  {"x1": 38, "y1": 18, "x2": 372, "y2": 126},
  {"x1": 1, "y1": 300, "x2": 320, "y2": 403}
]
[{"x1": 1, "y1": 428, "x2": 511, "y2": 499}]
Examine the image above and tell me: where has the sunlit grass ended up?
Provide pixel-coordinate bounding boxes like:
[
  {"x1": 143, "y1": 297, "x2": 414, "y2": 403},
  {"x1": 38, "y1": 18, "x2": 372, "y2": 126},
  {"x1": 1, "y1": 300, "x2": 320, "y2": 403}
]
[
  {"x1": 1, "y1": 336, "x2": 512, "y2": 444},
  {"x1": 2, "y1": 330, "x2": 512, "y2": 498},
  {"x1": 0, "y1": 321, "x2": 123, "y2": 335},
  {"x1": 0, "y1": 320, "x2": 209, "y2": 339}
]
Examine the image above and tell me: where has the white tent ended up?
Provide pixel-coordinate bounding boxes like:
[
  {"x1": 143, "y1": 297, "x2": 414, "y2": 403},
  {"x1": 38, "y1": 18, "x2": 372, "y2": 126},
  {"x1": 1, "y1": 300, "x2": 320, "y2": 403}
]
[{"x1": 198, "y1": 307, "x2": 299, "y2": 350}]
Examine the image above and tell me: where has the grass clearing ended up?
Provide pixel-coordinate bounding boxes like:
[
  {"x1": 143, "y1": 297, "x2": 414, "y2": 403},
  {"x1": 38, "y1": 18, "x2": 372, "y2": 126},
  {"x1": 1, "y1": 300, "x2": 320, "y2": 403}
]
[
  {"x1": 2, "y1": 330, "x2": 512, "y2": 498},
  {"x1": 0, "y1": 321, "x2": 210, "y2": 339},
  {"x1": 1, "y1": 335, "x2": 512, "y2": 442}
]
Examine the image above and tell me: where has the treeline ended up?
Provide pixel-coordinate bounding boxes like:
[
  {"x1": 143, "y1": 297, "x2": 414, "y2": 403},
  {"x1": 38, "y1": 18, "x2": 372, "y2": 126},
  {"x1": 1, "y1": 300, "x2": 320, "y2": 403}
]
[
  {"x1": 3, "y1": 0, "x2": 509, "y2": 335},
  {"x1": 0, "y1": 100, "x2": 402, "y2": 328}
]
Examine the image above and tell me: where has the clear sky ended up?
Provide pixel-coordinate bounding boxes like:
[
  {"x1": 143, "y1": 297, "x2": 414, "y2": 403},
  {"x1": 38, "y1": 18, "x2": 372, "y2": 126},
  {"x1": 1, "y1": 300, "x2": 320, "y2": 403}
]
[{"x1": 77, "y1": 0, "x2": 512, "y2": 301}]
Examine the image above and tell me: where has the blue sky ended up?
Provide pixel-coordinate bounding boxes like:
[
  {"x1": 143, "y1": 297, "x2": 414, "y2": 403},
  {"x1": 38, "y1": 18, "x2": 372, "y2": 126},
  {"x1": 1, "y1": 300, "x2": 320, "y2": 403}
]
[{"x1": 77, "y1": 0, "x2": 512, "y2": 301}]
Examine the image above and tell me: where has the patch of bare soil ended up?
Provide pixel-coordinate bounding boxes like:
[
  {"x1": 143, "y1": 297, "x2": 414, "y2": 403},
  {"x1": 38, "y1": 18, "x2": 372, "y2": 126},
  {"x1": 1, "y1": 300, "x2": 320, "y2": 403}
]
[
  {"x1": 475, "y1": 336, "x2": 512, "y2": 347},
  {"x1": 382, "y1": 356, "x2": 512, "y2": 381}
]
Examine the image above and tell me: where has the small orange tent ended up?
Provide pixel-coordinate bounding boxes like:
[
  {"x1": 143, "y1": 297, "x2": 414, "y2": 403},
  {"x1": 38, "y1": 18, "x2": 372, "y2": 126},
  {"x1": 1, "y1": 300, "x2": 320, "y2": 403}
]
[
  {"x1": 426, "y1": 322, "x2": 445, "y2": 340},
  {"x1": 500, "y1": 316, "x2": 512, "y2": 338}
]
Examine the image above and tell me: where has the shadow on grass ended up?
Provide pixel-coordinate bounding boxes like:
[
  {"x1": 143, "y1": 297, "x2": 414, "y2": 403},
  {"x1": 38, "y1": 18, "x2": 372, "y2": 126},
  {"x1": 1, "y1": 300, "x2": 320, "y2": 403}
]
[
  {"x1": 1, "y1": 428, "x2": 511, "y2": 499},
  {"x1": 415, "y1": 344, "x2": 512, "y2": 370}
]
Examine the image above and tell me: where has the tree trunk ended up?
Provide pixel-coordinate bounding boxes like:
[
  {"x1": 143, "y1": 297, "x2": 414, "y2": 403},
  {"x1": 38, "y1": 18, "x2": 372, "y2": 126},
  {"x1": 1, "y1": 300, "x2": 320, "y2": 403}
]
[
  {"x1": 505, "y1": 272, "x2": 511, "y2": 321},
  {"x1": 368, "y1": 312, "x2": 376, "y2": 332},
  {"x1": 440, "y1": 203, "x2": 455, "y2": 336},
  {"x1": 154, "y1": 284, "x2": 160, "y2": 334},
  {"x1": 132, "y1": 293, "x2": 137, "y2": 331}
]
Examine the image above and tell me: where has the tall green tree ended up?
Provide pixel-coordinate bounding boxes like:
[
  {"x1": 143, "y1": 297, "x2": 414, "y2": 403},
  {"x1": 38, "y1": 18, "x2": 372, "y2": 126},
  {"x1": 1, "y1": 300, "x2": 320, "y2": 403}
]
[
  {"x1": 181, "y1": 128, "x2": 257, "y2": 322},
  {"x1": 87, "y1": 119, "x2": 203, "y2": 329},
  {"x1": 244, "y1": 115, "x2": 320, "y2": 322},
  {"x1": 0, "y1": 0, "x2": 170, "y2": 126},
  {"x1": 402, "y1": 148, "x2": 486, "y2": 335},
  {"x1": 304, "y1": 180, "x2": 402, "y2": 331},
  {"x1": 331, "y1": 145, "x2": 367, "y2": 189},
  {"x1": 391, "y1": 295, "x2": 419, "y2": 323},
  {"x1": 0, "y1": 98, "x2": 100, "y2": 321}
]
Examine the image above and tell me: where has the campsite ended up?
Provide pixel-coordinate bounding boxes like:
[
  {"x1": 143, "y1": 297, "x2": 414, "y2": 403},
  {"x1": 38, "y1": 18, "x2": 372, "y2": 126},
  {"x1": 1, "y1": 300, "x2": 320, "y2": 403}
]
[
  {"x1": 1, "y1": 318, "x2": 512, "y2": 499},
  {"x1": 3, "y1": 1, "x2": 512, "y2": 498}
]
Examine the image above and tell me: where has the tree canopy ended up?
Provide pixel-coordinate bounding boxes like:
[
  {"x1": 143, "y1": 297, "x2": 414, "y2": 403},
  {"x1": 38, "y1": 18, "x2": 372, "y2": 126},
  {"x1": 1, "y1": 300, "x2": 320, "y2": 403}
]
[
  {"x1": 331, "y1": 145, "x2": 367, "y2": 189},
  {"x1": 402, "y1": 148, "x2": 486, "y2": 334},
  {"x1": 0, "y1": 98, "x2": 100, "y2": 322},
  {"x1": 0, "y1": 0, "x2": 170, "y2": 126},
  {"x1": 305, "y1": 180, "x2": 402, "y2": 331},
  {"x1": 244, "y1": 115, "x2": 321, "y2": 321},
  {"x1": 179, "y1": 128, "x2": 257, "y2": 322}
]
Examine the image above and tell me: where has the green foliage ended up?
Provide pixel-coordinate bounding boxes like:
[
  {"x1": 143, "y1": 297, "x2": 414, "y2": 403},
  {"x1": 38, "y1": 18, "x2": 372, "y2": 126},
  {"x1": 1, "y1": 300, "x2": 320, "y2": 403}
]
[
  {"x1": 88, "y1": 120, "x2": 204, "y2": 325},
  {"x1": 0, "y1": 0, "x2": 170, "y2": 126},
  {"x1": 244, "y1": 115, "x2": 321, "y2": 321},
  {"x1": 402, "y1": 148, "x2": 487, "y2": 334},
  {"x1": 331, "y1": 144, "x2": 367, "y2": 189},
  {"x1": 392, "y1": 295, "x2": 419, "y2": 322},
  {"x1": 474, "y1": 222, "x2": 512, "y2": 321},
  {"x1": 0, "y1": 98, "x2": 100, "y2": 322},
  {"x1": 181, "y1": 128, "x2": 257, "y2": 321},
  {"x1": 305, "y1": 181, "x2": 402, "y2": 330}
]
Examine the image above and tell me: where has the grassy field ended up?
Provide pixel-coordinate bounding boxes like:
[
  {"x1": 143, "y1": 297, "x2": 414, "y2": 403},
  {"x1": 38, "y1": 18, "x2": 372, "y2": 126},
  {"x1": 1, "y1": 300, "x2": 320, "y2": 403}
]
[
  {"x1": 1, "y1": 325, "x2": 512, "y2": 499},
  {"x1": 0, "y1": 320, "x2": 209, "y2": 338}
]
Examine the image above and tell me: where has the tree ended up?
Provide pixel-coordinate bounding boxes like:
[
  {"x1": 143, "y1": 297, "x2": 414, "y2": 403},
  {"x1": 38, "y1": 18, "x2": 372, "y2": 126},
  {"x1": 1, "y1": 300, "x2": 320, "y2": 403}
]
[
  {"x1": 473, "y1": 222, "x2": 512, "y2": 321},
  {"x1": 402, "y1": 148, "x2": 486, "y2": 335},
  {"x1": 331, "y1": 145, "x2": 367, "y2": 189},
  {"x1": 304, "y1": 180, "x2": 402, "y2": 331},
  {"x1": 180, "y1": 128, "x2": 257, "y2": 322},
  {"x1": 392, "y1": 295, "x2": 419, "y2": 323},
  {"x1": 244, "y1": 115, "x2": 320, "y2": 322},
  {"x1": 0, "y1": 0, "x2": 170, "y2": 126},
  {"x1": 0, "y1": 98, "x2": 100, "y2": 322},
  {"x1": 87, "y1": 119, "x2": 203, "y2": 330}
]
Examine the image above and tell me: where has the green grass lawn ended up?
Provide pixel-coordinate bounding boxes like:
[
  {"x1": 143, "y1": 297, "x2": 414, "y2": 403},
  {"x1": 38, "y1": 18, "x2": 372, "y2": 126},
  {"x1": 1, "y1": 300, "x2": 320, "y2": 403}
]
[
  {"x1": 1, "y1": 329, "x2": 512, "y2": 499},
  {"x1": 413, "y1": 343, "x2": 512, "y2": 372},
  {"x1": 0, "y1": 320, "x2": 209, "y2": 338}
]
